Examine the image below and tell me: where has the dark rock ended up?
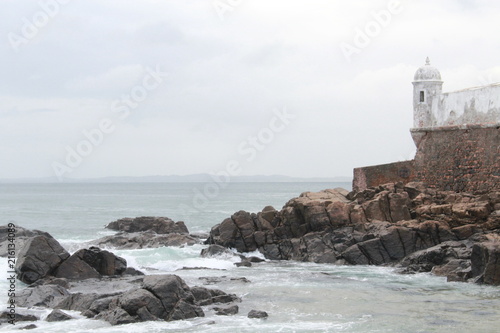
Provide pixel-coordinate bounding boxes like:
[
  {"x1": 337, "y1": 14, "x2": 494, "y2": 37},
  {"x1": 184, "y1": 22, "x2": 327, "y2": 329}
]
[
  {"x1": 191, "y1": 286, "x2": 240, "y2": 306},
  {"x1": 20, "y1": 324, "x2": 37, "y2": 330},
  {"x1": 96, "y1": 307, "x2": 136, "y2": 325},
  {"x1": 200, "y1": 245, "x2": 236, "y2": 258},
  {"x1": 0, "y1": 312, "x2": 37, "y2": 323},
  {"x1": 122, "y1": 267, "x2": 145, "y2": 276},
  {"x1": 0, "y1": 225, "x2": 52, "y2": 257},
  {"x1": 15, "y1": 235, "x2": 70, "y2": 284},
  {"x1": 118, "y1": 289, "x2": 165, "y2": 319},
  {"x1": 248, "y1": 310, "x2": 268, "y2": 318},
  {"x1": 17, "y1": 285, "x2": 70, "y2": 308},
  {"x1": 214, "y1": 305, "x2": 238, "y2": 316},
  {"x1": 471, "y1": 242, "x2": 500, "y2": 285},
  {"x1": 31, "y1": 277, "x2": 70, "y2": 289},
  {"x1": 46, "y1": 309, "x2": 73, "y2": 322},
  {"x1": 235, "y1": 261, "x2": 252, "y2": 267},
  {"x1": 142, "y1": 274, "x2": 204, "y2": 320},
  {"x1": 94, "y1": 231, "x2": 198, "y2": 250},
  {"x1": 54, "y1": 254, "x2": 100, "y2": 280},
  {"x1": 106, "y1": 217, "x2": 189, "y2": 234}
]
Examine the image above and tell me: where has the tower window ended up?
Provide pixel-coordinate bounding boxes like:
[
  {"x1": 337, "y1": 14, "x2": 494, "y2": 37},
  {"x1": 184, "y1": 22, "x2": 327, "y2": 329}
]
[{"x1": 420, "y1": 91, "x2": 425, "y2": 102}]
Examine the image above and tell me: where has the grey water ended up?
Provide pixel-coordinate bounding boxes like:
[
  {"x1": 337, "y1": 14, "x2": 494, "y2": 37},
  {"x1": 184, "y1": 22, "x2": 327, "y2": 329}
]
[{"x1": 1, "y1": 182, "x2": 499, "y2": 333}]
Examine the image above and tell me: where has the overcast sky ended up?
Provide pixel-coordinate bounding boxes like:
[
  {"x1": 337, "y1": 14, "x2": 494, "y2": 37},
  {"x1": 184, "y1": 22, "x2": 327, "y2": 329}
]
[{"x1": 1, "y1": 0, "x2": 499, "y2": 180}]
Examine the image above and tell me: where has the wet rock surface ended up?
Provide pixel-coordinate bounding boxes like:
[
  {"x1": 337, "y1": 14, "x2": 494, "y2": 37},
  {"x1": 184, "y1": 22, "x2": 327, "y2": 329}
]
[{"x1": 206, "y1": 182, "x2": 500, "y2": 285}]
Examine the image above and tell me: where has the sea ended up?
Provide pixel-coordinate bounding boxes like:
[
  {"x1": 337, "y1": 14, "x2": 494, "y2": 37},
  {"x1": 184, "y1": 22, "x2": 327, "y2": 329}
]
[{"x1": 1, "y1": 182, "x2": 500, "y2": 333}]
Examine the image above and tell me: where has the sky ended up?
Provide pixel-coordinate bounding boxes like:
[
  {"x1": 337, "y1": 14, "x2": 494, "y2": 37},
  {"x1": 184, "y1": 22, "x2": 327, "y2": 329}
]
[{"x1": 1, "y1": 0, "x2": 499, "y2": 180}]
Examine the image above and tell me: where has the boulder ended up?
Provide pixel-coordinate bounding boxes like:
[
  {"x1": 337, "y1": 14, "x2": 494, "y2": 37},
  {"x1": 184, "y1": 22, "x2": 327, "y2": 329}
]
[
  {"x1": 93, "y1": 231, "x2": 198, "y2": 250},
  {"x1": 96, "y1": 307, "x2": 136, "y2": 326},
  {"x1": 46, "y1": 309, "x2": 73, "y2": 322},
  {"x1": 17, "y1": 285, "x2": 70, "y2": 308},
  {"x1": 248, "y1": 310, "x2": 268, "y2": 318},
  {"x1": 0, "y1": 312, "x2": 37, "y2": 324},
  {"x1": 118, "y1": 289, "x2": 165, "y2": 320},
  {"x1": 471, "y1": 242, "x2": 500, "y2": 285},
  {"x1": 106, "y1": 217, "x2": 189, "y2": 234},
  {"x1": 15, "y1": 235, "x2": 70, "y2": 284},
  {"x1": 214, "y1": 305, "x2": 239, "y2": 316},
  {"x1": 0, "y1": 225, "x2": 52, "y2": 257},
  {"x1": 142, "y1": 275, "x2": 204, "y2": 320}
]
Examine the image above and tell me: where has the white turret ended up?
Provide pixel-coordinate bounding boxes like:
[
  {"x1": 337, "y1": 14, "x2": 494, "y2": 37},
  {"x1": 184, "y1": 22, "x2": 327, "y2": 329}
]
[{"x1": 412, "y1": 57, "x2": 443, "y2": 128}]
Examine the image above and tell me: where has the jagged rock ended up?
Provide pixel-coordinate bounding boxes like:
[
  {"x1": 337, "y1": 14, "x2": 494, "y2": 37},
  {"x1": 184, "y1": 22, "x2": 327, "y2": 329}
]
[
  {"x1": 106, "y1": 217, "x2": 189, "y2": 234},
  {"x1": 200, "y1": 244, "x2": 237, "y2": 258},
  {"x1": 15, "y1": 235, "x2": 70, "y2": 284},
  {"x1": 20, "y1": 324, "x2": 37, "y2": 330},
  {"x1": 94, "y1": 231, "x2": 198, "y2": 249},
  {"x1": 96, "y1": 307, "x2": 136, "y2": 325},
  {"x1": 142, "y1": 275, "x2": 204, "y2": 321},
  {"x1": 191, "y1": 287, "x2": 240, "y2": 306},
  {"x1": 46, "y1": 309, "x2": 73, "y2": 322},
  {"x1": 214, "y1": 305, "x2": 239, "y2": 315},
  {"x1": 31, "y1": 277, "x2": 70, "y2": 289},
  {"x1": 0, "y1": 312, "x2": 37, "y2": 324},
  {"x1": 0, "y1": 225, "x2": 52, "y2": 257},
  {"x1": 54, "y1": 254, "x2": 101, "y2": 280},
  {"x1": 248, "y1": 310, "x2": 268, "y2": 318},
  {"x1": 122, "y1": 267, "x2": 145, "y2": 276},
  {"x1": 118, "y1": 289, "x2": 165, "y2": 320},
  {"x1": 17, "y1": 285, "x2": 70, "y2": 308},
  {"x1": 399, "y1": 241, "x2": 471, "y2": 274},
  {"x1": 471, "y1": 242, "x2": 500, "y2": 285}
]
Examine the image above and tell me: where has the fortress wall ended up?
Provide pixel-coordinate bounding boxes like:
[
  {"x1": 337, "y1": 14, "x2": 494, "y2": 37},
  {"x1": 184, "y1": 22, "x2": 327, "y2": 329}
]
[
  {"x1": 411, "y1": 125, "x2": 500, "y2": 193},
  {"x1": 435, "y1": 84, "x2": 500, "y2": 126},
  {"x1": 352, "y1": 161, "x2": 416, "y2": 192},
  {"x1": 353, "y1": 126, "x2": 500, "y2": 193}
]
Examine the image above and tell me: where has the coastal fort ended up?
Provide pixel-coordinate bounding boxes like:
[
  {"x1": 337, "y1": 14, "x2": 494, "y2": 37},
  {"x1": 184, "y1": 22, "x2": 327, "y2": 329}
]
[{"x1": 353, "y1": 58, "x2": 500, "y2": 193}]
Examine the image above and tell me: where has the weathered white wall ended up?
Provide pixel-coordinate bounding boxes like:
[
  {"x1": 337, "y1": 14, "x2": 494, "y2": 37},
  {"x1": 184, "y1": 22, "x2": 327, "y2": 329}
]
[{"x1": 431, "y1": 83, "x2": 500, "y2": 127}]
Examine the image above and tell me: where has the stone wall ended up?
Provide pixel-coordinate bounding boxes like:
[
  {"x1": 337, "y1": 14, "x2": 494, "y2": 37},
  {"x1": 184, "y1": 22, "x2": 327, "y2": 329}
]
[
  {"x1": 436, "y1": 83, "x2": 500, "y2": 127},
  {"x1": 353, "y1": 161, "x2": 416, "y2": 192},
  {"x1": 411, "y1": 125, "x2": 500, "y2": 193},
  {"x1": 353, "y1": 125, "x2": 500, "y2": 193}
]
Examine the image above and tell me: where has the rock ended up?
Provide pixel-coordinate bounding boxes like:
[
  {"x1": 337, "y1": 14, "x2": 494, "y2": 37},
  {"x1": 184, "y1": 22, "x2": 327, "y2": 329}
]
[
  {"x1": 214, "y1": 305, "x2": 238, "y2": 316},
  {"x1": 200, "y1": 245, "x2": 236, "y2": 258},
  {"x1": 94, "y1": 231, "x2": 198, "y2": 250},
  {"x1": 235, "y1": 261, "x2": 252, "y2": 267},
  {"x1": 46, "y1": 309, "x2": 73, "y2": 322},
  {"x1": 191, "y1": 286, "x2": 240, "y2": 306},
  {"x1": 118, "y1": 289, "x2": 165, "y2": 320},
  {"x1": 142, "y1": 274, "x2": 204, "y2": 320},
  {"x1": 96, "y1": 307, "x2": 136, "y2": 326},
  {"x1": 471, "y1": 242, "x2": 500, "y2": 285},
  {"x1": 54, "y1": 254, "x2": 101, "y2": 280},
  {"x1": 0, "y1": 312, "x2": 37, "y2": 324},
  {"x1": 31, "y1": 277, "x2": 70, "y2": 289},
  {"x1": 55, "y1": 246, "x2": 126, "y2": 280},
  {"x1": 248, "y1": 310, "x2": 268, "y2": 318},
  {"x1": 106, "y1": 217, "x2": 189, "y2": 234},
  {"x1": 122, "y1": 267, "x2": 145, "y2": 276},
  {"x1": 431, "y1": 259, "x2": 471, "y2": 282},
  {"x1": 17, "y1": 285, "x2": 70, "y2": 308},
  {"x1": 15, "y1": 235, "x2": 70, "y2": 284},
  {"x1": 20, "y1": 324, "x2": 37, "y2": 330},
  {"x1": 0, "y1": 225, "x2": 52, "y2": 257}
]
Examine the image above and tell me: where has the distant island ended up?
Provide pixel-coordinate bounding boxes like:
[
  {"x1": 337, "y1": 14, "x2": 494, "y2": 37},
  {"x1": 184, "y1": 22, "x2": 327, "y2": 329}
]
[{"x1": 0, "y1": 174, "x2": 352, "y2": 184}]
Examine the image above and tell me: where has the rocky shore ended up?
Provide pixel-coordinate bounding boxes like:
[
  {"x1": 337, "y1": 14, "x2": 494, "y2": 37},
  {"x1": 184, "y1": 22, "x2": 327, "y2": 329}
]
[
  {"x1": 2, "y1": 182, "x2": 499, "y2": 327},
  {"x1": 206, "y1": 182, "x2": 500, "y2": 285}
]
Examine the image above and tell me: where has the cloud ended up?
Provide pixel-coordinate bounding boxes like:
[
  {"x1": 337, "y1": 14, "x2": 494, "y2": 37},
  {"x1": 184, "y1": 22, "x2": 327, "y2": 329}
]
[{"x1": 0, "y1": 0, "x2": 499, "y2": 179}]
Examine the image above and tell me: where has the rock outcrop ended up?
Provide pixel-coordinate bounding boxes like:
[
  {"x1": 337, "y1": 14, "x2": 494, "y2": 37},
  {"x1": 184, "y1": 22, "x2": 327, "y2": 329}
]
[
  {"x1": 19, "y1": 274, "x2": 238, "y2": 326},
  {"x1": 206, "y1": 182, "x2": 500, "y2": 285},
  {"x1": 106, "y1": 217, "x2": 189, "y2": 234},
  {"x1": 15, "y1": 235, "x2": 70, "y2": 284},
  {"x1": 14, "y1": 232, "x2": 129, "y2": 284},
  {"x1": 94, "y1": 216, "x2": 199, "y2": 249}
]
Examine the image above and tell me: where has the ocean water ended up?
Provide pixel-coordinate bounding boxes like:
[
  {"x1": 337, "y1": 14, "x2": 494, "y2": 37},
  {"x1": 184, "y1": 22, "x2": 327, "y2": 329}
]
[{"x1": 1, "y1": 182, "x2": 500, "y2": 333}]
